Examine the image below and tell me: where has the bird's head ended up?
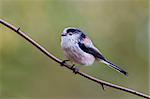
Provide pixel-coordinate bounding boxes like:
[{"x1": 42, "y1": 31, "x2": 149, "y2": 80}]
[{"x1": 61, "y1": 27, "x2": 86, "y2": 41}]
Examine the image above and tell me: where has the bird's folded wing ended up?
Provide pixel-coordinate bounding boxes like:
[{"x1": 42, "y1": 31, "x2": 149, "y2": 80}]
[{"x1": 78, "y1": 38, "x2": 106, "y2": 60}]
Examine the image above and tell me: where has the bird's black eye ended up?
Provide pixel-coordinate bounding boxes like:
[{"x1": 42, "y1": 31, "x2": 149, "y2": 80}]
[{"x1": 68, "y1": 32, "x2": 73, "y2": 36}]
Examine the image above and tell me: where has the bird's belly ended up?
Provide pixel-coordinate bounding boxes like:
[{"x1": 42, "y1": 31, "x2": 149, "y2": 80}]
[{"x1": 63, "y1": 47, "x2": 95, "y2": 66}]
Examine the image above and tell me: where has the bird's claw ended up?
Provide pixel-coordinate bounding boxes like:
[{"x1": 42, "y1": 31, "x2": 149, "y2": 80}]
[
  {"x1": 60, "y1": 60, "x2": 69, "y2": 66},
  {"x1": 71, "y1": 64, "x2": 79, "y2": 74}
]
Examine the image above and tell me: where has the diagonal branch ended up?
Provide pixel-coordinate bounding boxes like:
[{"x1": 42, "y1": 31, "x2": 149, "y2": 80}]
[{"x1": 0, "y1": 19, "x2": 149, "y2": 99}]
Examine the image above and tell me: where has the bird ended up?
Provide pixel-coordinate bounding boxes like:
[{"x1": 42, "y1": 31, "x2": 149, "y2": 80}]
[{"x1": 61, "y1": 27, "x2": 128, "y2": 76}]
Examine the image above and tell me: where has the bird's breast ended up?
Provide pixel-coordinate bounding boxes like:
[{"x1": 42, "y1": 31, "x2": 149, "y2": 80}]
[{"x1": 61, "y1": 39, "x2": 95, "y2": 66}]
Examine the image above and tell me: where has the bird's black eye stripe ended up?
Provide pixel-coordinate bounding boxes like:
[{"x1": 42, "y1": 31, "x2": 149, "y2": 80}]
[
  {"x1": 67, "y1": 28, "x2": 81, "y2": 33},
  {"x1": 67, "y1": 29, "x2": 76, "y2": 33}
]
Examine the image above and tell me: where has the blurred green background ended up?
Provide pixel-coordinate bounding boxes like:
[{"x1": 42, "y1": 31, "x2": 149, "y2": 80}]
[{"x1": 0, "y1": 0, "x2": 149, "y2": 99}]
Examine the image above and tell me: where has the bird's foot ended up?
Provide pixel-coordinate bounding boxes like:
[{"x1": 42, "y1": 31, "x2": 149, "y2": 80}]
[
  {"x1": 60, "y1": 60, "x2": 70, "y2": 66},
  {"x1": 71, "y1": 64, "x2": 79, "y2": 74}
]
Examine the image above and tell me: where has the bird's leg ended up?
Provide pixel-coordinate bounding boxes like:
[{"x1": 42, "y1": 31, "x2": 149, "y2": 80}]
[
  {"x1": 71, "y1": 64, "x2": 79, "y2": 74},
  {"x1": 60, "y1": 60, "x2": 70, "y2": 66},
  {"x1": 100, "y1": 83, "x2": 105, "y2": 90},
  {"x1": 70, "y1": 64, "x2": 75, "y2": 69}
]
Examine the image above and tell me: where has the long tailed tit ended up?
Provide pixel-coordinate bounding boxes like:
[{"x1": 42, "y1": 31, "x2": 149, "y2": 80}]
[{"x1": 61, "y1": 27, "x2": 127, "y2": 76}]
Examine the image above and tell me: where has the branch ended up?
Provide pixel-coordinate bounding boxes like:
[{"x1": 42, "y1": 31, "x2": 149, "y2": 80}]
[{"x1": 0, "y1": 19, "x2": 149, "y2": 99}]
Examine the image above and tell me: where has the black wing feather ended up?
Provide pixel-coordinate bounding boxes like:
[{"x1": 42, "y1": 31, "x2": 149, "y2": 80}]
[{"x1": 78, "y1": 42, "x2": 106, "y2": 61}]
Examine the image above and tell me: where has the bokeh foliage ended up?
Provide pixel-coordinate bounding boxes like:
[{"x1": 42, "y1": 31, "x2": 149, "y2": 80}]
[{"x1": 0, "y1": 0, "x2": 149, "y2": 99}]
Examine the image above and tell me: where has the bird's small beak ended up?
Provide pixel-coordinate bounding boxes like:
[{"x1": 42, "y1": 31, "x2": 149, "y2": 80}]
[
  {"x1": 61, "y1": 33, "x2": 67, "y2": 36},
  {"x1": 61, "y1": 34, "x2": 66, "y2": 36}
]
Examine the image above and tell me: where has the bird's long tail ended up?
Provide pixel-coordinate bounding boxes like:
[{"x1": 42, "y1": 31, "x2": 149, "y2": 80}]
[{"x1": 101, "y1": 60, "x2": 128, "y2": 76}]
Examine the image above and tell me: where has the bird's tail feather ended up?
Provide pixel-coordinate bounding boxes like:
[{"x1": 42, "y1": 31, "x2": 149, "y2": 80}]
[{"x1": 101, "y1": 60, "x2": 128, "y2": 76}]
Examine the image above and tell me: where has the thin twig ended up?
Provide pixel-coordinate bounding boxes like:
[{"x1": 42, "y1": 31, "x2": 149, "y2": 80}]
[{"x1": 0, "y1": 19, "x2": 149, "y2": 99}]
